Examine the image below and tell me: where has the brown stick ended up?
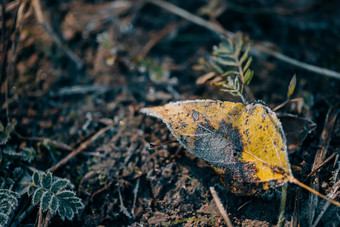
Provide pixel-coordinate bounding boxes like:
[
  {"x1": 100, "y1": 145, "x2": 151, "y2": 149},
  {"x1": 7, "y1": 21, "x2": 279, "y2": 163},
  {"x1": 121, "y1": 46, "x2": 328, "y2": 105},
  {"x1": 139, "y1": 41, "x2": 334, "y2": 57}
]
[
  {"x1": 139, "y1": 20, "x2": 186, "y2": 58},
  {"x1": 37, "y1": 205, "x2": 43, "y2": 227},
  {"x1": 48, "y1": 125, "x2": 111, "y2": 172}
]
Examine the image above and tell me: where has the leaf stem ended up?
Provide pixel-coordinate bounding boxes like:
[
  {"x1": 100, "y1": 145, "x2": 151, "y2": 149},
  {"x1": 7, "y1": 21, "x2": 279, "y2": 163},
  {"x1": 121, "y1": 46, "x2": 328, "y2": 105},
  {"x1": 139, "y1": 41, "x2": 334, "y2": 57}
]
[{"x1": 289, "y1": 176, "x2": 340, "y2": 207}]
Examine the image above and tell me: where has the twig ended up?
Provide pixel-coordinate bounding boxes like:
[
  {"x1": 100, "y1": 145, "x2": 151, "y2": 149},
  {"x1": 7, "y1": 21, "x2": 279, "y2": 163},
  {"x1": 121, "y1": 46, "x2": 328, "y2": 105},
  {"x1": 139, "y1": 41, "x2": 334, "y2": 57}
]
[
  {"x1": 131, "y1": 178, "x2": 140, "y2": 219},
  {"x1": 305, "y1": 152, "x2": 337, "y2": 179},
  {"x1": 147, "y1": 0, "x2": 340, "y2": 80},
  {"x1": 15, "y1": 133, "x2": 73, "y2": 151},
  {"x1": 209, "y1": 187, "x2": 233, "y2": 227},
  {"x1": 42, "y1": 210, "x2": 51, "y2": 227},
  {"x1": 273, "y1": 98, "x2": 303, "y2": 112},
  {"x1": 117, "y1": 175, "x2": 132, "y2": 219},
  {"x1": 91, "y1": 181, "x2": 113, "y2": 198},
  {"x1": 139, "y1": 20, "x2": 186, "y2": 58},
  {"x1": 236, "y1": 200, "x2": 252, "y2": 211},
  {"x1": 147, "y1": 0, "x2": 232, "y2": 38},
  {"x1": 31, "y1": 0, "x2": 83, "y2": 69},
  {"x1": 48, "y1": 125, "x2": 111, "y2": 172},
  {"x1": 37, "y1": 205, "x2": 43, "y2": 227},
  {"x1": 252, "y1": 43, "x2": 340, "y2": 80}
]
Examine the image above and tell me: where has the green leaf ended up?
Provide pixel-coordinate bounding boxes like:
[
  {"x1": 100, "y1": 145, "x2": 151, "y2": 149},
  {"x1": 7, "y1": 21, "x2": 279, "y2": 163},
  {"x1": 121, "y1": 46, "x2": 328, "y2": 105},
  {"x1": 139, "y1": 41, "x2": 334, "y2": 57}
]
[
  {"x1": 50, "y1": 195, "x2": 59, "y2": 214},
  {"x1": 33, "y1": 172, "x2": 40, "y2": 185},
  {"x1": 242, "y1": 56, "x2": 253, "y2": 74},
  {"x1": 240, "y1": 44, "x2": 250, "y2": 64},
  {"x1": 287, "y1": 74, "x2": 297, "y2": 98},
  {"x1": 41, "y1": 172, "x2": 52, "y2": 189},
  {"x1": 7, "y1": 196, "x2": 18, "y2": 207},
  {"x1": 0, "y1": 122, "x2": 4, "y2": 132},
  {"x1": 244, "y1": 69, "x2": 254, "y2": 86},
  {"x1": 51, "y1": 179, "x2": 70, "y2": 193},
  {"x1": 65, "y1": 206, "x2": 74, "y2": 220},
  {"x1": 234, "y1": 35, "x2": 243, "y2": 55},
  {"x1": 208, "y1": 58, "x2": 224, "y2": 74},
  {"x1": 221, "y1": 71, "x2": 239, "y2": 77},
  {"x1": 33, "y1": 188, "x2": 44, "y2": 205},
  {"x1": 41, "y1": 191, "x2": 52, "y2": 212},
  {"x1": 56, "y1": 190, "x2": 84, "y2": 220},
  {"x1": 57, "y1": 190, "x2": 75, "y2": 199},
  {"x1": 27, "y1": 185, "x2": 35, "y2": 196},
  {"x1": 58, "y1": 204, "x2": 67, "y2": 220},
  {"x1": 0, "y1": 213, "x2": 8, "y2": 225},
  {"x1": 21, "y1": 147, "x2": 36, "y2": 162},
  {"x1": 212, "y1": 56, "x2": 237, "y2": 66}
]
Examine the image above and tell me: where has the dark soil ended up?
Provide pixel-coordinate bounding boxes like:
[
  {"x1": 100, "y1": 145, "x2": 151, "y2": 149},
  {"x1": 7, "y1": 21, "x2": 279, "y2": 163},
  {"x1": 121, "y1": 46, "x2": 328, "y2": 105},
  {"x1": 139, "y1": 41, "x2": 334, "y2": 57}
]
[{"x1": 1, "y1": 0, "x2": 340, "y2": 226}]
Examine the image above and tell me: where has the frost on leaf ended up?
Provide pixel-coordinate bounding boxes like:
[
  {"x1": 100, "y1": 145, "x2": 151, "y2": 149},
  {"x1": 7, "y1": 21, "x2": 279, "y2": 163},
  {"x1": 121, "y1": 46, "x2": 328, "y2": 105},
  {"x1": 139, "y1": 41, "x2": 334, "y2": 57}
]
[{"x1": 141, "y1": 99, "x2": 292, "y2": 195}]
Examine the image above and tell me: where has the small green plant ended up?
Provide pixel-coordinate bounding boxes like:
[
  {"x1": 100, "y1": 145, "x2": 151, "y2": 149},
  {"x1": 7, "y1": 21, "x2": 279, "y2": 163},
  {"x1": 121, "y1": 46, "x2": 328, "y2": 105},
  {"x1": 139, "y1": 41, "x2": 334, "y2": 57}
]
[
  {"x1": 0, "y1": 120, "x2": 16, "y2": 145},
  {"x1": 198, "y1": 34, "x2": 254, "y2": 104},
  {"x1": 136, "y1": 57, "x2": 170, "y2": 84},
  {"x1": 27, "y1": 171, "x2": 84, "y2": 221},
  {"x1": 0, "y1": 120, "x2": 84, "y2": 226},
  {"x1": 0, "y1": 186, "x2": 19, "y2": 226}
]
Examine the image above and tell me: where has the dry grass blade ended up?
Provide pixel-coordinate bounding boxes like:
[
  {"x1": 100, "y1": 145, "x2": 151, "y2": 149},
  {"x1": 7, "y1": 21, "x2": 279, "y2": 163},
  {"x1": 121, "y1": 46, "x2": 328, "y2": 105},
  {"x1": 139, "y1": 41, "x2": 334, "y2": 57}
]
[
  {"x1": 308, "y1": 103, "x2": 340, "y2": 224},
  {"x1": 117, "y1": 176, "x2": 132, "y2": 219},
  {"x1": 131, "y1": 178, "x2": 140, "y2": 219},
  {"x1": 312, "y1": 159, "x2": 340, "y2": 227},
  {"x1": 210, "y1": 187, "x2": 233, "y2": 227}
]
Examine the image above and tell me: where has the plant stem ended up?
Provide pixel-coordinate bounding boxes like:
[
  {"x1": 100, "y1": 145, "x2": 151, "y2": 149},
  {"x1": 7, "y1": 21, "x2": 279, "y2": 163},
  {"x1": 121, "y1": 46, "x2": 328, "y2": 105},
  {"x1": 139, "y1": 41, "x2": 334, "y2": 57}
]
[
  {"x1": 288, "y1": 176, "x2": 340, "y2": 207},
  {"x1": 277, "y1": 184, "x2": 288, "y2": 227}
]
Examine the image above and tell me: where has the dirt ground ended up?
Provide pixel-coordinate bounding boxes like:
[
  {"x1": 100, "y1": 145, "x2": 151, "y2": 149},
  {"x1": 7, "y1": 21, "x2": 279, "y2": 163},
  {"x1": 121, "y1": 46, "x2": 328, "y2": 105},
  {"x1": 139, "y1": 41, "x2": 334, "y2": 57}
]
[{"x1": 1, "y1": 0, "x2": 340, "y2": 226}]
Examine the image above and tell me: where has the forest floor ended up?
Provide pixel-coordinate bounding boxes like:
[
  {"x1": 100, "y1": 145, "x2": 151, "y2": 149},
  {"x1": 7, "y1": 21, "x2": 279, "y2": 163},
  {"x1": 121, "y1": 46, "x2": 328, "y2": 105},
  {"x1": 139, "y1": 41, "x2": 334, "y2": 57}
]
[{"x1": 1, "y1": 0, "x2": 340, "y2": 226}]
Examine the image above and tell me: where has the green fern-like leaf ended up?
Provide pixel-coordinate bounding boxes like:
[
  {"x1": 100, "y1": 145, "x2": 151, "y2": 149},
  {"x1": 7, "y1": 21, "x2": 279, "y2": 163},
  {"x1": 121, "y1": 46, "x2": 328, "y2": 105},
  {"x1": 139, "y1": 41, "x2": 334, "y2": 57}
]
[
  {"x1": 50, "y1": 195, "x2": 59, "y2": 214},
  {"x1": 27, "y1": 185, "x2": 35, "y2": 196},
  {"x1": 33, "y1": 188, "x2": 44, "y2": 205},
  {"x1": 41, "y1": 172, "x2": 52, "y2": 188},
  {"x1": 33, "y1": 172, "x2": 40, "y2": 185},
  {"x1": 0, "y1": 213, "x2": 8, "y2": 226},
  {"x1": 27, "y1": 171, "x2": 84, "y2": 222},
  {"x1": 0, "y1": 188, "x2": 20, "y2": 226},
  {"x1": 41, "y1": 191, "x2": 53, "y2": 212},
  {"x1": 20, "y1": 147, "x2": 36, "y2": 163},
  {"x1": 198, "y1": 34, "x2": 253, "y2": 104},
  {"x1": 0, "y1": 120, "x2": 16, "y2": 145},
  {"x1": 51, "y1": 179, "x2": 71, "y2": 193},
  {"x1": 56, "y1": 190, "x2": 84, "y2": 220}
]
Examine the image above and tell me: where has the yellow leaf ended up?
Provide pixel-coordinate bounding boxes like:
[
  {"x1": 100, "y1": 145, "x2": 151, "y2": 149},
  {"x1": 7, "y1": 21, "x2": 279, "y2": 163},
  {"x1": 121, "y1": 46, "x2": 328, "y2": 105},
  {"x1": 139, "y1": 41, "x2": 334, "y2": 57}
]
[
  {"x1": 141, "y1": 100, "x2": 291, "y2": 195},
  {"x1": 141, "y1": 100, "x2": 340, "y2": 207}
]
